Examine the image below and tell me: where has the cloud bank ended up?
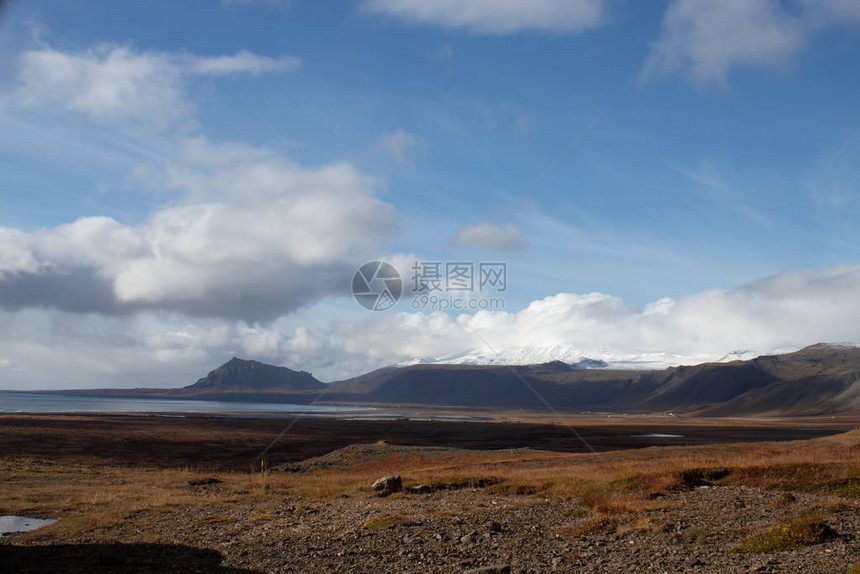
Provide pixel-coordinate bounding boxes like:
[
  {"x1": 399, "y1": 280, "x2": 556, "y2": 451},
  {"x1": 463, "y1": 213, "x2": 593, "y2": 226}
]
[
  {"x1": 1, "y1": 260, "x2": 858, "y2": 388},
  {"x1": 270, "y1": 265, "x2": 860, "y2": 379}
]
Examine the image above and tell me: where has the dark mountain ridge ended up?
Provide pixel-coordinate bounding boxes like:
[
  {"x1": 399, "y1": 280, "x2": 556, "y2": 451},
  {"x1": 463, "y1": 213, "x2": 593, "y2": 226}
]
[{"x1": 29, "y1": 344, "x2": 860, "y2": 416}]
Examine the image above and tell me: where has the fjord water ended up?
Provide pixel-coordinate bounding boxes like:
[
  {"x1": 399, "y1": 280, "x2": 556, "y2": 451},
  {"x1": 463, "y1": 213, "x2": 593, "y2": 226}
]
[{"x1": 0, "y1": 392, "x2": 371, "y2": 414}]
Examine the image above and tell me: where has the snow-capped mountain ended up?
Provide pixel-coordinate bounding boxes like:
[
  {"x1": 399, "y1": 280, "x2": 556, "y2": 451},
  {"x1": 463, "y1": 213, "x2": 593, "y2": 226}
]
[
  {"x1": 398, "y1": 345, "x2": 707, "y2": 370},
  {"x1": 398, "y1": 343, "x2": 860, "y2": 370}
]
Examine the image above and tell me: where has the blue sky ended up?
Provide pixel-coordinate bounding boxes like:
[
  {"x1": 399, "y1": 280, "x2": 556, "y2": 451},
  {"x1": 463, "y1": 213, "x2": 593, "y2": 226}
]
[{"x1": 0, "y1": 0, "x2": 859, "y2": 388}]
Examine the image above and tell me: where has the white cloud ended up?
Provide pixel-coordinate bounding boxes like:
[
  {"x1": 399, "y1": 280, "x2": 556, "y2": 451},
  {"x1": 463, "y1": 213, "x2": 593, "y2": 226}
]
[
  {"x1": 642, "y1": 0, "x2": 860, "y2": 89},
  {"x1": 0, "y1": 137, "x2": 397, "y2": 321},
  {"x1": 361, "y1": 0, "x2": 607, "y2": 35},
  {"x1": 452, "y1": 222, "x2": 525, "y2": 250},
  {"x1": 16, "y1": 46, "x2": 189, "y2": 123},
  {"x1": 272, "y1": 265, "x2": 860, "y2": 379},
  {"x1": 375, "y1": 129, "x2": 427, "y2": 164},
  {"x1": 641, "y1": 0, "x2": 804, "y2": 89},
  {"x1": 14, "y1": 45, "x2": 299, "y2": 124}
]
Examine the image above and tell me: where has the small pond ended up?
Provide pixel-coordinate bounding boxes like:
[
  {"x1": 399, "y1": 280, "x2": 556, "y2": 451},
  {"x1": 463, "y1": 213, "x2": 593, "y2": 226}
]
[{"x1": 0, "y1": 516, "x2": 57, "y2": 537}]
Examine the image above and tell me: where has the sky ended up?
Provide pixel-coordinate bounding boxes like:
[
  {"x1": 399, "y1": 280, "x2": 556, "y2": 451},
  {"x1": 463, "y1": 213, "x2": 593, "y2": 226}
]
[{"x1": 0, "y1": 0, "x2": 859, "y2": 389}]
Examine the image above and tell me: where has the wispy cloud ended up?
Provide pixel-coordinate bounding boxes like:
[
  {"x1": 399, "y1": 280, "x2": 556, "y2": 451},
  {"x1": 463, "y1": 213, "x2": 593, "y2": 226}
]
[
  {"x1": 670, "y1": 161, "x2": 773, "y2": 230},
  {"x1": 801, "y1": 0, "x2": 860, "y2": 26},
  {"x1": 187, "y1": 50, "x2": 299, "y2": 75},
  {"x1": 221, "y1": 0, "x2": 291, "y2": 9},
  {"x1": 452, "y1": 222, "x2": 525, "y2": 250},
  {"x1": 361, "y1": 0, "x2": 608, "y2": 35},
  {"x1": 13, "y1": 45, "x2": 299, "y2": 125},
  {"x1": 429, "y1": 44, "x2": 455, "y2": 62},
  {"x1": 375, "y1": 129, "x2": 427, "y2": 164}
]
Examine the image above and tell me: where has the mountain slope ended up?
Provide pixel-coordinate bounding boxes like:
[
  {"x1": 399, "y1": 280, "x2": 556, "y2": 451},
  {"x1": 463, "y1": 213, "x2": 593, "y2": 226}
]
[
  {"x1": 38, "y1": 344, "x2": 860, "y2": 416},
  {"x1": 327, "y1": 344, "x2": 860, "y2": 415},
  {"x1": 172, "y1": 357, "x2": 324, "y2": 397}
]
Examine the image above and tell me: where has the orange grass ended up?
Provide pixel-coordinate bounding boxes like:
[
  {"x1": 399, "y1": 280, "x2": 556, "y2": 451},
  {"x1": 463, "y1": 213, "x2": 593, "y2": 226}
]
[{"x1": 1, "y1": 430, "x2": 858, "y2": 541}]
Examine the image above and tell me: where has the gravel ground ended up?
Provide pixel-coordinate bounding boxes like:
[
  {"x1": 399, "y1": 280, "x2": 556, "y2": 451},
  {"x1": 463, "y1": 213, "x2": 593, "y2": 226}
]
[{"x1": 5, "y1": 483, "x2": 858, "y2": 573}]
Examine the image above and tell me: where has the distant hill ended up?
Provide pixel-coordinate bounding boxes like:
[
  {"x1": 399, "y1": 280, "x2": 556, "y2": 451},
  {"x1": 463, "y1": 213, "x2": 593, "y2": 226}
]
[
  {"x1": 36, "y1": 344, "x2": 860, "y2": 416},
  {"x1": 179, "y1": 357, "x2": 324, "y2": 395},
  {"x1": 42, "y1": 357, "x2": 325, "y2": 403}
]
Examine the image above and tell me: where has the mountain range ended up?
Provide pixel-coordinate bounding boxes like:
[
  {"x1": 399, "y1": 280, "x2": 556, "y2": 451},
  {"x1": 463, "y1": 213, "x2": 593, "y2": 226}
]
[{"x1": 46, "y1": 343, "x2": 860, "y2": 416}]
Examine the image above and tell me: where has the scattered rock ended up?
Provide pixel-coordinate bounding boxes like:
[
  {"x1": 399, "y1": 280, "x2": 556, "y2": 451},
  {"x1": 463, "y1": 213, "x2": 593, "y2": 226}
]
[
  {"x1": 25, "y1": 477, "x2": 858, "y2": 573},
  {"x1": 406, "y1": 484, "x2": 433, "y2": 494},
  {"x1": 464, "y1": 566, "x2": 511, "y2": 574},
  {"x1": 460, "y1": 532, "x2": 477, "y2": 544}
]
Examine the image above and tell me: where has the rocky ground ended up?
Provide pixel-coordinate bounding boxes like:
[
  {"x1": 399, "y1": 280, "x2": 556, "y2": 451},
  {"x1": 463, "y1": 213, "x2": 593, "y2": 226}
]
[
  {"x1": 3, "y1": 418, "x2": 860, "y2": 573},
  {"x1": 4, "y1": 481, "x2": 859, "y2": 573}
]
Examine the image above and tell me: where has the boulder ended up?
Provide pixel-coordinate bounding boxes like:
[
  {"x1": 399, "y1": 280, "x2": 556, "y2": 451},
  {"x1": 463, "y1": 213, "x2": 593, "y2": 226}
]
[{"x1": 371, "y1": 475, "x2": 402, "y2": 495}]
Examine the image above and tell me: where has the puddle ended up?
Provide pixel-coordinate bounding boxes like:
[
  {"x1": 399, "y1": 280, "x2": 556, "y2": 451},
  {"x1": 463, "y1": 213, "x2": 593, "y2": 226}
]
[
  {"x1": 633, "y1": 433, "x2": 684, "y2": 438},
  {"x1": 0, "y1": 516, "x2": 57, "y2": 537}
]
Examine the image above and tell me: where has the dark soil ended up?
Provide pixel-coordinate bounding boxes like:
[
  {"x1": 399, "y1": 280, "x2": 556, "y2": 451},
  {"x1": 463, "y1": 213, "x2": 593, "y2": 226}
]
[{"x1": 0, "y1": 413, "x2": 850, "y2": 471}]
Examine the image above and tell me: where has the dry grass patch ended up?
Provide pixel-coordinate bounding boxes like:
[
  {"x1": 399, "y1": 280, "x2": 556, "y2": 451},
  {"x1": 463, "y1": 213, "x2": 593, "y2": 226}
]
[
  {"x1": 0, "y1": 462, "x2": 271, "y2": 540},
  {"x1": 731, "y1": 513, "x2": 836, "y2": 553},
  {"x1": 268, "y1": 430, "x2": 860, "y2": 504},
  {"x1": 581, "y1": 491, "x2": 642, "y2": 515}
]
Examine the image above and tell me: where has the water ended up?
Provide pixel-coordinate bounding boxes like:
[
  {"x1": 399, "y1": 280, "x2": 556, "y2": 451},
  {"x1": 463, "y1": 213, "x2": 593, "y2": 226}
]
[
  {"x1": 0, "y1": 516, "x2": 57, "y2": 537},
  {"x1": 0, "y1": 392, "x2": 374, "y2": 415},
  {"x1": 340, "y1": 413, "x2": 494, "y2": 421},
  {"x1": 633, "y1": 433, "x2": 684, "y2": 438}
]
